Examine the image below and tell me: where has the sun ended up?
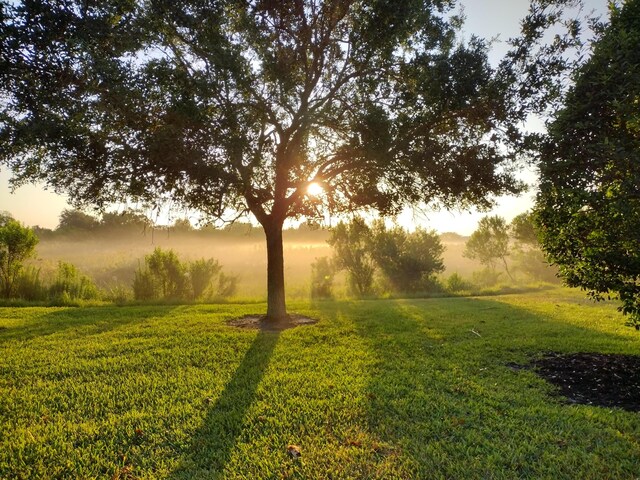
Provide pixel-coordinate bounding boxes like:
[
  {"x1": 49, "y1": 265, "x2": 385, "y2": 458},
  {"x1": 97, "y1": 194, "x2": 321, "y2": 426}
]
[{"x1": 307, "y1": 182, "x2": 324, "y2": 197}]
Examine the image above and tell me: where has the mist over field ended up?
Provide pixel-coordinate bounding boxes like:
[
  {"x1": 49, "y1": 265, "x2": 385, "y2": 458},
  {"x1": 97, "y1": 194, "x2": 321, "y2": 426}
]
[{"x1": 28, "y1": 228, "x2": 481, "y2": 300}]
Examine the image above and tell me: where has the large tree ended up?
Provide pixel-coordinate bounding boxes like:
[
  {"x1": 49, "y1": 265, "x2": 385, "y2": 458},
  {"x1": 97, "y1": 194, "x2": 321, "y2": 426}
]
[
  {"x1": 535, "y1": 0, "x2": 640, "y2": 327},
  {"x1": 1, "y1": 0, "x2": 579, "y2": 320}
]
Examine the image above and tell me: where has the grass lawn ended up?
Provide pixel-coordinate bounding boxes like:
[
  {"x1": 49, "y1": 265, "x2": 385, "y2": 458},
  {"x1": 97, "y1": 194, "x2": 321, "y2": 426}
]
[{"x1": 1, "y1": 288, "x2": 639, "y2": 479}]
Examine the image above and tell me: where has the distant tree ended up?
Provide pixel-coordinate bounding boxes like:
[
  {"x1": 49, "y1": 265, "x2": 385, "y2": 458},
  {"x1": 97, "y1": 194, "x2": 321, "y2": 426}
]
[
  {"x1": 197, "y1": 224, "x2": 219, "y2": 236},
  {"x1": 328, "y1": 218, "x2": 375, "y2": 297},
  {"x1": 57, "y1": 209, "x2": 99, "y2": 233},
  {"x1": 370, "y1": 221, "x2": 445, "y2": 293},
  {"x1": 32, "y1": 226, "x2": 54, "y2": 240},
  {"x1": 170, "y1": 218, "x2": 194, "y2": 234},
  {"x1": 100, "y1": 211, "x2": 151, "y2": 233},
  {"x1": 222, "y1": 222, "x2": 259, "y2": 237},
  {"x1": 1, "y1": 0, "x2": 582, "y2": 320},
  {"x1": 464, "y1": 216, "x2": 513, "y2": 281},
  {"x1": 440, "y1": 232, "x2": 467, "y2": 243},
  {"x1": 535, "y1": 0, "x2": 640, "y2": 327},
  {"x1": 0, "y1": 217, "x2": 39, "y2": 297},
  {"x1": 296, "y1": 223, "x2": 321, "y2": 234}
]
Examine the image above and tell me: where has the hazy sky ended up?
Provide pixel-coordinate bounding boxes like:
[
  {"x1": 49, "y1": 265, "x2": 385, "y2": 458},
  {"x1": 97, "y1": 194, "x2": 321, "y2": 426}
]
[{"x1": 0, "y1": 0, "x2": 609, "y2": 234}]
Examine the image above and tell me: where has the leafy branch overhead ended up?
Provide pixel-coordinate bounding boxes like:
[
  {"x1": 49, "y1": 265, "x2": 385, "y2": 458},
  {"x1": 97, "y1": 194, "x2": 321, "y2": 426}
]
[{"x1": 1, "y1": 0, "x2": 583, "y2": 220}]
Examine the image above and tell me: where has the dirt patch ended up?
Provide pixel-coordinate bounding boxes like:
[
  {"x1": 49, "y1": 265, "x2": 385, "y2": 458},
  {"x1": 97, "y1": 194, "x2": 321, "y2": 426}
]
[
  {"x1": 526, "y1": 353, "x2": 640, "y2": 412},
  {"x1": 227, "y1": 314, "x2": 318, "y2": 332}
]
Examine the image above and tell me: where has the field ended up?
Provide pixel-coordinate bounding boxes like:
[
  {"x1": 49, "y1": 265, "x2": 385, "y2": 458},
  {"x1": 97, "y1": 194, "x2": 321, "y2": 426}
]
[
  {"x1": 2, "y1": 288, "x2": 639, "y2": 479},
  {"x1": 30, "y1": 231, "x2": 480, "y2": 299}
]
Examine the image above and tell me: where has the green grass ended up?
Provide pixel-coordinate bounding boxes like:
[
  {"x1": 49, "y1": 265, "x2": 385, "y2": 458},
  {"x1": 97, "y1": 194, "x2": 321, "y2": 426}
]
[{"x1": 1, "y1": 288, "x2": 639, "y2": 479}]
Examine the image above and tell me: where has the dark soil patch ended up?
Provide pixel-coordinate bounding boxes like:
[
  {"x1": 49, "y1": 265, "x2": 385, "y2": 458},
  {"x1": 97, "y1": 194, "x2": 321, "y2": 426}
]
[
  {"x1": 526, "y1": 353, "x2": 640, "y2": 412},
  {"x1": 227, "y1": 314, "x2": 318, "y2": 332}
]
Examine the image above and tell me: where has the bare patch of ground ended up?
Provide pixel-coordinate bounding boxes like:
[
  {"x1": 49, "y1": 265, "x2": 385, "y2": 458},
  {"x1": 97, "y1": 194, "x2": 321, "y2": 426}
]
[
  {"x1": 516, "y1": 353, "x2": 640, "y2": 412},
  {"x1": 227, "y1": 314, "x2": 318, "y2": 331}
]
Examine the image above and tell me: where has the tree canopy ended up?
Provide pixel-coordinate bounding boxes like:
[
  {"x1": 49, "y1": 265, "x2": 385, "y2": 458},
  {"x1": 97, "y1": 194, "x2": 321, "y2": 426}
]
[
  {"x1": 57, "y1": 209, "x2": 100, "y2": 233},
  {"x1": 1, "y1": 0, "x2": 582, "y2": 319},
  {"x1": 535, "y1": 0, "x2": 640, "y2": 328}
]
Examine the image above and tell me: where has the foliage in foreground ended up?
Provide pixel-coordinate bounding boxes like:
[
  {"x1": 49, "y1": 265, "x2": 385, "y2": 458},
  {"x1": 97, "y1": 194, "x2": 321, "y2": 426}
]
[
  {"x1": 1, "y1": 291, "x2": 639, "y2": 479},
  {"x1": 536, "y1": 0, "x2": 640, "y2": 328}
]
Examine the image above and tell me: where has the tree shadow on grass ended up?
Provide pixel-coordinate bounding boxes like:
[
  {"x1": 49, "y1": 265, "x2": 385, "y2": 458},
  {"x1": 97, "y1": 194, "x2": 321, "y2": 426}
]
[
  {"x1": 315, "y1": 297, "x2": 640, "y2": 479},
  {"x1": 169, "y1": 330, "x2": 280, "y2": 479},
  {"x1": 0, "y1": 305, "x2": 180, "y2": 345}
]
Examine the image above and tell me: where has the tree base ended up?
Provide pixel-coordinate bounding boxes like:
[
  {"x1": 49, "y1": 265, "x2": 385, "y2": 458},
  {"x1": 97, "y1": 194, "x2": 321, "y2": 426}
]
[{"x1": 227, "y1": 314, "x2": 317, "y2": 331}]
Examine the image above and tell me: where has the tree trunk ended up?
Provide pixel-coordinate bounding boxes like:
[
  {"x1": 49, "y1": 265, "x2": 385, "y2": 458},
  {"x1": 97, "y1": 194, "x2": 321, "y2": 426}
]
[
  {"x1": 502, "y1": 256, "x2": 515, "y2": 282},
  {"x1": 263, "y1": 219, "x2": 288, "y2": 321}
]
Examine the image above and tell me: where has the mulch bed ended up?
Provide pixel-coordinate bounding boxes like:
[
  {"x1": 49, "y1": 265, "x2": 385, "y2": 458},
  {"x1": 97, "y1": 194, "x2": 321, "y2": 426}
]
[
  {"x1": 514, "y1": 353, "x2": 640, "y2": 412},
  {"x1": 227, "y1": 314, "x2": 318, "y2": 332}
]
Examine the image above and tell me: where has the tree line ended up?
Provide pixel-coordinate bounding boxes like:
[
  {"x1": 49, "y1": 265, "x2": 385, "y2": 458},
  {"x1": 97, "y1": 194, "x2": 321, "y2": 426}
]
[
  {"x1": 311, "y1": 212, "x2": 557, "y2": 299},
  {"x1": 1, "y1": 208, "x2": 555, "y2": 304},
  {"x1": 0, "y1": 212, "x2": 237, "y2": 303},
  {"x1": 32, "y1": 208, "x2": 329, "y2": 242}
]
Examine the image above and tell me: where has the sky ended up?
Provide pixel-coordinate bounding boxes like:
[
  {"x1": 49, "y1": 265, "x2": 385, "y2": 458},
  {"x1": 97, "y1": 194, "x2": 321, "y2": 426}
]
[{"x1": 0, "y1": 0, "x2": 609, "y2": 234}]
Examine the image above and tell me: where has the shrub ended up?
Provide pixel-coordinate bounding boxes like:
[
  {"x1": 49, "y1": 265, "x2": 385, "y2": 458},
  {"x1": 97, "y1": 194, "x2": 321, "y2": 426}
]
[
  {"x1": 472, "y1": 268, "x2": 503, "y2": 287},
  {"x1": 215, "y1": 272, "x2": 237, "y2": 299},
  {"x1": 311, "y1": 256, "x2": 334, "y2": 299},
  {"x1": 103, "y1": 283, "x2": 132, "y2": 304},
  {"x1": 49, "y1": 262, "x2": 101, "y2": 300},
  {"x1": 0, "y1": 216, "x2": 39, "y2": 298},
  {"x1": 14, "y1": 266, "x2": 46, "y2": 301},
  {"x1": 369, "y1": 221, "x2": 445, "y2": 293},
  {"x1": 144, "y1": 248, "x2": 188, "y2": 299},
  {"x1": 133, "y1": 248, "x2": 235, "y2": 301},
  {"x1": 189, "y1": 258, "x2": 221, "y2": 299},
  {"x1": 133, "y1": 269, "x2": 157, "y2": 300},
  {"x1": 328, "y1": 218, "x2": 376, "y2": 297},
  {"x1": 446, "y1": 272, "x2": 474, "y2": 292}
]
